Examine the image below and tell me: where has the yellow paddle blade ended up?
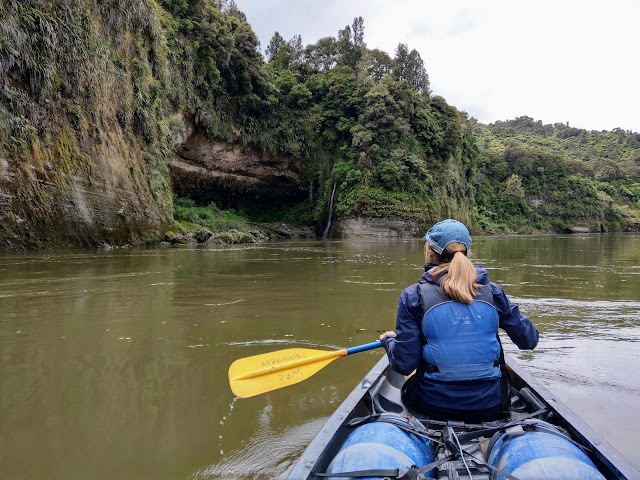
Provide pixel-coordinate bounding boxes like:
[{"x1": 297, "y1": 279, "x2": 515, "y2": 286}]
[{"x1": 228, "y1": 347, "x2": 346, "y2": 398}]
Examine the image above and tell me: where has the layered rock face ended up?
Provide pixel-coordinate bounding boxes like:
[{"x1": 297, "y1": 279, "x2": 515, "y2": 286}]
[
  {"x1": 0, "y1": 128, "x2": 173, "y2": 250},
  {"x1": 169, "y1": 127, "x2": 307, "y2": 212},
  {"x1": 334, "y1": 217, "x2": 420, "y2": 238}
]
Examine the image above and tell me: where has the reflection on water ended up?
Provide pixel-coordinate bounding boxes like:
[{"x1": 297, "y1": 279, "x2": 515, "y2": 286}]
[{"x1": 1, "y1": 234, "x2": 639, "y2": 479}]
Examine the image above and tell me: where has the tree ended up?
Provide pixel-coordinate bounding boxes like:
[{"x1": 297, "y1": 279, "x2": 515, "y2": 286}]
[
  {"x1": 304, "y1": 37, "x2": 339, "y2": 72},
  {"x1": 504, "y1": 173, "x2": 525, "y2": 200},
  {"x1": 266, "y1": 32, "x2": 304, "y2": 71},
  {"x1": 336, "y1": 17, "x2": 366, "y2": 70},
  {"x1": 352, "y1": 16, "x2": 365, "y2": 50},
  {"x1": 430, "y1": 96, "x2": 462, "y2": 160},
  {"x1": 266, "y1": 31, "x2": 285, "y2": 62},
  {"x1": 336, "y1": 24, "x2": 353, "y2": 68},
  {"x1": 498, "y1": 174, "x2": 528, "y2": 217},
  {"x1": 351, "y1": 81, "x2": 410, "y2": 172},
  {"x1": 392, "y1": 43, "x2": 430, "y2": 94},
  {"x1": 222, "y1": 0, "x2": 246, "y2": 21},
  {"x1": 350, "y1": 16, "x2": 366, "y2": 68},
  {"x1": 266, "y1": 31, "x2": 294, "y2": 70},
  {"x1": 289, "y1": 34, "x2": 304, "y2": 68},
  {"x1": 356, "y1": 49, "x2": 393, "y2": 82}
]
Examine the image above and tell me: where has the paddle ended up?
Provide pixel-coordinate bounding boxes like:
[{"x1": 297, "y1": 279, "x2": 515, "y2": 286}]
[{"x1": 228, "y1": 340, "x2": 383, "y2": 398}]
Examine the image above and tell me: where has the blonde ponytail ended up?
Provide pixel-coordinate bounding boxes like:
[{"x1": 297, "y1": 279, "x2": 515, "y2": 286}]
[{"x1": 429, "y1": 243, "x2": 480, "y2": 304}]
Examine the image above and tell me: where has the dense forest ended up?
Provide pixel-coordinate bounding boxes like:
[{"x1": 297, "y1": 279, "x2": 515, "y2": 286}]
[
  {"x1": 154, "y1": 1, "x2": 478, "y2": 232},
  {"x1": 1, "y1": 0, "x2": 639, "y2": 251},
  {"x1": 475, "y1": 118, "x2": 640, "y2": 232}
]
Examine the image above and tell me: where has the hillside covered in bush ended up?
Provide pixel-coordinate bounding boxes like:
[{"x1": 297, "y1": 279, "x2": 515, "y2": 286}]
[
  {"x1": 475, "y1": 117, "x2": 640, "y2": 232},
  {"x1": 1, "y1": 0, "x2": 639, "y2": 251}
]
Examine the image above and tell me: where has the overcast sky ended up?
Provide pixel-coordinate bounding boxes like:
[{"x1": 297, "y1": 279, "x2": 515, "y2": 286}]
[{"x1": 235, "y1": 0, "x2": 640, "y2": 133}]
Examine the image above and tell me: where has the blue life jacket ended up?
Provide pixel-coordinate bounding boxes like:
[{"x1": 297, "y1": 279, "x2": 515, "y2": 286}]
[{"x1": 418, "y1": 281, "x2": 501, "y2": 382}]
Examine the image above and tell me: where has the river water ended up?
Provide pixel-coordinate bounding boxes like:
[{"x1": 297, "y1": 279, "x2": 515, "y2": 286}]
[{"x1": 1, "y1": 234, "x2": 639, "y2": 479}]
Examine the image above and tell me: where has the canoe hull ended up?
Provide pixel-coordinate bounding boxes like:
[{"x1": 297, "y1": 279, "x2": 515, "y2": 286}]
[{"x1": 287, "y1": 354, "x2": 639, "y2": 480}]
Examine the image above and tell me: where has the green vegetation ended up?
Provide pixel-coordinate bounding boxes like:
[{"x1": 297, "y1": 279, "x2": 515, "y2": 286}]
[
  {"x1": 0, "y1": 0, "x2": 179, "y2": 249},
  {"x1": 172, "y1": 198, "x2": 248, "y2": 233},
  {"x1": 259, "y1": 24, "x2": 472, "y2": 229},
  {"x1": 2, "y1": 0, "x2": 639, "y2": 251},
  {"x1": 248, "y1": 200, "x2": 315, "y2": 226},
  {"x1": 474, "y1": 117, "x2": 640, "y2": 232}
]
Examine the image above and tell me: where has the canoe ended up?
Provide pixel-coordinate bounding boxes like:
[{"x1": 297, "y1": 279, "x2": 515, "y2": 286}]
[{"x1": 287, "y1": 353, "x2": 640, "y2": 480}]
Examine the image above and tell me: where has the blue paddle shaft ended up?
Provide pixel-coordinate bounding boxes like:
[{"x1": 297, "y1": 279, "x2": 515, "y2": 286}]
[{"x1": 345, "y1": 340, "x2": 383, "y2": 355}]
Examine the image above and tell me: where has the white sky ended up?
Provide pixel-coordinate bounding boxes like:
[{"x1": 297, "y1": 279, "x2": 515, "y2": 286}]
[{"x1": 235, "y1": 0, "x2": 640, "y2": 133}]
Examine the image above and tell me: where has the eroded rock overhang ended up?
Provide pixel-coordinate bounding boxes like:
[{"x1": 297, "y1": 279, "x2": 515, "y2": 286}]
[{"x1": 169, "y1": 127, "x2": 307, "y2": 213}]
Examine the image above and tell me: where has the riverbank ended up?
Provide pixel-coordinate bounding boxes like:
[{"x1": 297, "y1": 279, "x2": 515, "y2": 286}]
[
  {"x1": 161, "y1": 222, "x2": 317, "y2": 247},
  {"x1": 3, "y1": 215, "x2": 629, "y2": 253}
]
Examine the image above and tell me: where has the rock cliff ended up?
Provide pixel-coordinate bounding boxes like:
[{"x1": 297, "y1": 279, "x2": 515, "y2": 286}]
[
  {"x1": 0, "y1": 124, "x2": 173, "y2": 250},
  {"x1": 169, "y1": 123, "x2": 307, "y2": 213},
  {"x1": 334, "y1": 217, "x2": 420, "y2": 238}
]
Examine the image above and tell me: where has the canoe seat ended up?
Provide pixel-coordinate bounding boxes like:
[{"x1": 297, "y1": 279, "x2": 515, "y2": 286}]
[
  {"x1": 369, "y1": 368, "x2": 410, "y2": 414},
  {"x1": 374, "y1": 393, "x2": 405, "y2": 413}
]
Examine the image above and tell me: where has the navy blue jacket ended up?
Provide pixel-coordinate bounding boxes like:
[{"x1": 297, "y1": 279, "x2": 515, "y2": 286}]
[{"x1": 382, "y1": 264, "x2": 539, "y2": 410}]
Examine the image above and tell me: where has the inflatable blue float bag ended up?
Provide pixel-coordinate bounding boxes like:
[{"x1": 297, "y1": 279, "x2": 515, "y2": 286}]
[
  {"x1": 488, "y1": 421, "x2": 606, "y2": 480},
  {"x1": 325, "y1": 421, "x2": 434, "y2": 480}
]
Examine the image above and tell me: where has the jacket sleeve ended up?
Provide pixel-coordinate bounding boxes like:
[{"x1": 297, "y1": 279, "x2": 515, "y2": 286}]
[
  {"x1": 491, "y1": 282, "x2": 539, "y2": 350},
  {"x1": 382, "y1": 285, "x2": 423, "y2": 375}
]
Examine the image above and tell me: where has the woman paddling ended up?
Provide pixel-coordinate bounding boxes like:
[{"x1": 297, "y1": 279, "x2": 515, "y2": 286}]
[{"x1": 379, "y1": 219, "x2": 539, "y2": 422}]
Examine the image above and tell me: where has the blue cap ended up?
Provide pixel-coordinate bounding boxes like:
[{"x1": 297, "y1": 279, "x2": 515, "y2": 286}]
[{"x1": 422, "y1": 219, "x2": 471, "y2": 255}]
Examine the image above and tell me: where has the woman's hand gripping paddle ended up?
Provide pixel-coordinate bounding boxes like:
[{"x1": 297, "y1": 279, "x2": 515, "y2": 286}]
[{"x1": 228, "y1": 341, "x2": 383, "y2": 398}]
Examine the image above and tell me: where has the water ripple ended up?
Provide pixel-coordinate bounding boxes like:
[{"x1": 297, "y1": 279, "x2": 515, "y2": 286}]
[
  {"x1": 340, "y1": 279, "x2": 396, "y2": 285},
  {"x1": 192, "y1": 417, "x2": 326, "y2": 480},
  {"x1": 510, "y1": 297, "x2": 640, "y2": 328},
  {"x1": 205, "y1": 300, "x2": 245, "y2": 307},
  {"x1": 515, "y1": 297, "x2": 640, "y2": 309}
]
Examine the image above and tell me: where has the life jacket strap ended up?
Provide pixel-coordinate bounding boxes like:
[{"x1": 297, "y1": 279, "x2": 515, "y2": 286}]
[
  {"x1": 424, "y1": 359, "x2": 499, "y2": 374},
  {"x1": 313, "y1": 455, "x2": 454, "y2": 478}
]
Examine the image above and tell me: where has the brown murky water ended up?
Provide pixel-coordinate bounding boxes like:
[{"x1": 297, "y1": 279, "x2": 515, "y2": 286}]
[{"x1": 1, "y1": 234, "x2": 639, "y2": 479}]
